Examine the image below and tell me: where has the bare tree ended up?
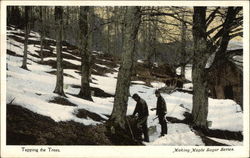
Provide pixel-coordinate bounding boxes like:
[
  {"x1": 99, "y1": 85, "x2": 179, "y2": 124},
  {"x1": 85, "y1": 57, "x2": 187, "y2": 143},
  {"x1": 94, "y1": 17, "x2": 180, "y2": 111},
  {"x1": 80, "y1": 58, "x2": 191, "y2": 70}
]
[
  {"x1": 21, "y1": 6, "x2": 30, "y2": 70},
  {"x1": 192, "y1": 7, "x2": 242, "y2": 129},
  {"x1": 39, "y1": 7, "x2": 45, "y2": 63},
  {"x1": 192, "y1": 7, "x2": 209, "y2": 128},
  {"x1": 78, "y1": 6, "x2": 93, "y2": 101},
  {"x1": 180, "y1": 13, "x2": 187, "y2": 79},
  {"x1": 106, "y1": 7, "x2": 111, "y2": 54},
  {"x1": 110, "y1": 7, "x2": 142, "y2": 129},
  {"x1": 53, "y1": 6, "x2": 65, "y2": 96}
]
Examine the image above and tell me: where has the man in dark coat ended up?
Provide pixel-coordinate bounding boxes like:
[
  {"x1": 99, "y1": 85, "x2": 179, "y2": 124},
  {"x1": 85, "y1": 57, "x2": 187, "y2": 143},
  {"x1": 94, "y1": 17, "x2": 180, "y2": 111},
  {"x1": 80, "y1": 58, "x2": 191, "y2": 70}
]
[
  {"x1": 151, "y1": 90, "x2": 168, "y2": 136},
  {"x1": 132, "y1": 93, "x2": 149, "y2": 142}
]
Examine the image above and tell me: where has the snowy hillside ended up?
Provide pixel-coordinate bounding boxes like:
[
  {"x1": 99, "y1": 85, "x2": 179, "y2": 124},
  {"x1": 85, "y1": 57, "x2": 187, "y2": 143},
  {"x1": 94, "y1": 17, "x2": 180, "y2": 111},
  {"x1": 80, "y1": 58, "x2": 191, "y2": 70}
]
[{"x1": 6, "y1": 25, "x2": 243, "y2": 146}]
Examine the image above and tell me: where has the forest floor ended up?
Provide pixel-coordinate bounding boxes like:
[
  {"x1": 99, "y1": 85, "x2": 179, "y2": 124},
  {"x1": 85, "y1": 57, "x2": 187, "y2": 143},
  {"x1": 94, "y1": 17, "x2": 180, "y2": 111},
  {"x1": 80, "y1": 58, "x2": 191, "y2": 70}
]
[{"x1": 5, "y1": 25, "x2": 243, "y2": 146}]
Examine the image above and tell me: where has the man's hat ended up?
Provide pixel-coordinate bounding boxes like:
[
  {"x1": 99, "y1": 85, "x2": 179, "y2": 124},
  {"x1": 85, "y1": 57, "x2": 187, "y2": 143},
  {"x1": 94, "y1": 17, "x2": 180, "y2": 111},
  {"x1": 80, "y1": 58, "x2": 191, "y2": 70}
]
[
  {"x1": 155, "y1": 89, "x2": 160, "y2": 94},
  {"x1": 132, "y1": 93, "x2": 139, "y2": 99}
]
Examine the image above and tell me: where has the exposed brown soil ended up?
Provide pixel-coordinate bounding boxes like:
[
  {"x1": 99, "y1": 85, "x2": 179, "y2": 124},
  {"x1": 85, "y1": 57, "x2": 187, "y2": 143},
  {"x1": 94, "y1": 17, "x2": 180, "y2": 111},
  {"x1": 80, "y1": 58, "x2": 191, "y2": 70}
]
[
  {"x1": 46, "y1": 70, "x2": 76, "y2": 79},
  {"x1": 8, "y1": 31, "x2": 120, "y2": 78},
  {"x1": 7, "y1": 49, "x2": 35, "y2": 66},
  {"x1": 8, "y1": 32, "x2": 77, "y2": 51},
  {"x1": 7, "y1": 104, "x2": 112, "y2": 145},
  {"x1": 48, "y1": 96, "x2": 78, "y2": 107},
  {"x1": 7, "y1": 49, "x2": 22, "y2": 58},
  {"x1": 7, "y1": 104, "x2": 142, "y2": 145},
  {"x1": 48, "y1": 96, "x2": 107, "y2": 122},
  {"x1": 92, "y1": 63, "x2": 116, "y2": 76},
  {"x1": 8, "y1": 35, "x2": 40, "y2": 45},
  {"x1": 131, "y1": 62, "x2": 176, "y2": 86},
  {"x1": 75, "y1": 109, "x2": 107, "y2": 122},
  {"x1": 35, "y1": 50, "x2": 56, "y2": 58},
  {"x1": 62, "y1": 54, "x2": 80, "y2": 62},
  {"x1": 94, "y1": 57, "x2": 118, "y2": 69},
  {"x1": 11, "y1": 32, "x2": 36, "y2": 38},
  {"x1": 70, "y1": 84, "x2": 114, "y2": 98},
  {"x1": 61, "y1": 40, "x2": 78, "y2": 50},
  {"x1": 40, "y1": 59, "x2": 80, "y2": 70},
  {"x1": 105, "y1": 118, "x2": 143, "y2": 145}
]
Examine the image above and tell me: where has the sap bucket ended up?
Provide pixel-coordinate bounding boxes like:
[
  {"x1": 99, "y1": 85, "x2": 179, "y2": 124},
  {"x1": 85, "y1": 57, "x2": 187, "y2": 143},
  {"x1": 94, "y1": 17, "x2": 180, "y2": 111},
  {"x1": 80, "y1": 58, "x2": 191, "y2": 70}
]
[{"x1": 148, "y1": 125, "x2": 157, "y2": 135}]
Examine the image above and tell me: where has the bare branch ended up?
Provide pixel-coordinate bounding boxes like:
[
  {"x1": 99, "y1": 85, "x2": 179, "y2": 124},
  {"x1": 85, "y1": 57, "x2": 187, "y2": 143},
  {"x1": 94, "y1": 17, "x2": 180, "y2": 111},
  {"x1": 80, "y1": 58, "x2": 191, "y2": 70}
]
[
  {"x1": 230, "y1": 28, "x2": 243, "y2": 34},
  {"x1": 212, "y1": 19, "x2": 242, "y2": 42},
  {"x1": 229, "y1": 32, "x2": 243, "y2": 40},
  {"x1": 207, "y1": 23, "x2": 223, "y2": 35},
  {"x1": 8, "y1": 98, "x2": 15, "y2": 104},
  {"x1": 141, "y1": 18, "x2": 180, "y2": 27},
  {"x1": 227, "y1": 49, "x2": 243, "y2": 57},
  {"x1": 141, "y1": 12, "x2": 192, "y2": 25},
  {"x1": 234, "y1": 7, "x2": 243, "y2": 15},
  {"x1": 206, "y1": 7, "x2": 220, "y2": 27}
]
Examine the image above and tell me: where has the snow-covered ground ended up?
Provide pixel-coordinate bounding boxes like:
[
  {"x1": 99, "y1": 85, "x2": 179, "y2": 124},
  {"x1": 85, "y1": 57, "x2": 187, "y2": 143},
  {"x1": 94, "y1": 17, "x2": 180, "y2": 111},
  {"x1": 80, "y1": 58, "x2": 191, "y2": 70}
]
[
  {"x1": 227, "y1": 40, "x2": 243, "y2": 50},
  {"x1": 176, "y1": 64, "x2": 192, "y2": 82},
  {"x1": 127, "y1": 83, "x2": 242, "y2": 145},
  {"x1": 6, "y1": 26, "x2": 243, "y2": 146}
]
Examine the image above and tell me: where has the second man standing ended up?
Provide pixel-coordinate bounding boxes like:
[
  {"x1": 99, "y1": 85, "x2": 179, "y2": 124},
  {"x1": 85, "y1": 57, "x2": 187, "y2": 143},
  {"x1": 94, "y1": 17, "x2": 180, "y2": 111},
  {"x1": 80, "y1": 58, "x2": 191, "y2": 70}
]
[{"x1": 151, "y1": 90, "x2": 168, "y2": 137}]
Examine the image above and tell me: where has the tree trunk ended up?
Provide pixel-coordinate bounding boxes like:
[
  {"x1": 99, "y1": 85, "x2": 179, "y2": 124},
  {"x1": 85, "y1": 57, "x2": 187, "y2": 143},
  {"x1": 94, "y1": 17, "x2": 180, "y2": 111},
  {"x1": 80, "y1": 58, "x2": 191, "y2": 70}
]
[
  {"x1": 114, "y1": 6, "x2": 119, "y2": 54},
  {"x1": 88, "y1": 7, "x2": 94, "y2": 51},
  {"x1": 39, "y1": 7, "x2": 45, "y2": 63},
  {"x1": 78, "y1": 6, "x2": 93, "y2": 101},
  {"x1": 145, "y1": 8, "x2": 158, "y2": 68},
  {"x1": 21, "y1": 6, "x2": 30, "y2": 70},
  {"x1": 106, "y1": 7, "x2": 111, "y2": 54},
  {"x1": 140, "y1": 13, "x2": 148, "y2": 63},
  {"x1": 180, "y1": 13, "x2": 187, "y2": 79},
  {"x1": 53, "y1": 6, "x2": 65, "y2": 96},
  {"x1": 120, "y1": 7, "x2": 125, "y2": 54},
  {"x1": 110, "y1": 7, "x2": 141, "y2": 129},
  {"x1": 145, "y1": 13, "x2": 152, "y2": 67},
  {"x1": 191, "y1": 7, "x2": 210, "y2": 129},
  {"x1": 66, "y1": 7, "x2": 70, "y2": 26},
  {"x1": 151, "y1": 13, "x2": 158, "y2": 64},
  {"x1": 192, "y1": 61, "x2": 209, "y2": 128}
]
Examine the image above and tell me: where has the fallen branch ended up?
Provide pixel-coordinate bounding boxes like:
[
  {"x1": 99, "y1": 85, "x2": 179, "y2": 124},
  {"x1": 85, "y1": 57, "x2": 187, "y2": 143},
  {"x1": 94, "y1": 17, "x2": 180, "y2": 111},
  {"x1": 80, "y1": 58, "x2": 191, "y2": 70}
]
[{"x1": 8, "y1": 98, "x2": 15, "y2": 104}]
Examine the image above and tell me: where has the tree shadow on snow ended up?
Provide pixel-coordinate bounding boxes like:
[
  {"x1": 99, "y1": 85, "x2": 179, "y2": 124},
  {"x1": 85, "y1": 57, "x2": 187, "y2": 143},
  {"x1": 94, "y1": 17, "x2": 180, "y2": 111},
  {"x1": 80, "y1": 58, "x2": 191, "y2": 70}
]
[{"x1": 166, "y1": 112, "x2": 243, "y2": 146}]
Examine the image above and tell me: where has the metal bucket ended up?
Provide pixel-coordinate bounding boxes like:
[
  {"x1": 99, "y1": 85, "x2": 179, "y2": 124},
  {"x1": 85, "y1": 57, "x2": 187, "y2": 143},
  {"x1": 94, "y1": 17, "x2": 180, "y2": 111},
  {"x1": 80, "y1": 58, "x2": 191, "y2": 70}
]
[{"x1": 148, "y1": 125, "x2": 157, "y2": 135}]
